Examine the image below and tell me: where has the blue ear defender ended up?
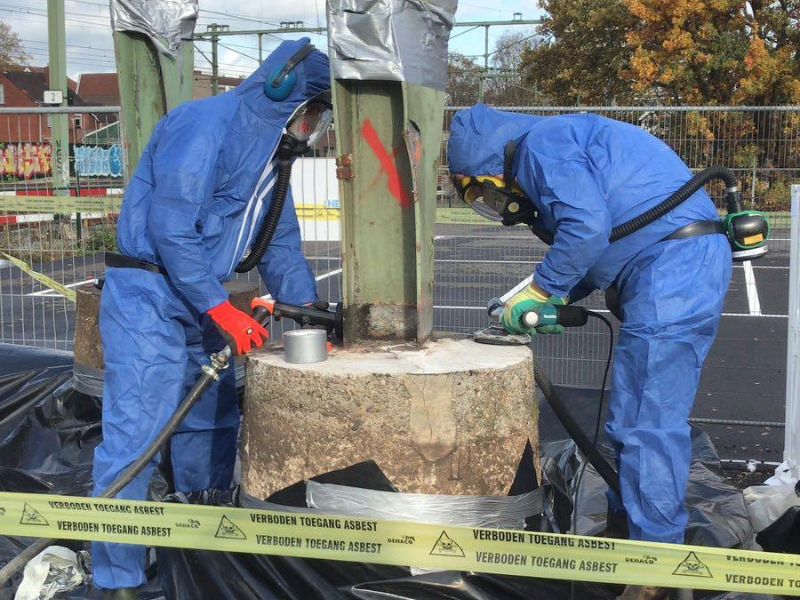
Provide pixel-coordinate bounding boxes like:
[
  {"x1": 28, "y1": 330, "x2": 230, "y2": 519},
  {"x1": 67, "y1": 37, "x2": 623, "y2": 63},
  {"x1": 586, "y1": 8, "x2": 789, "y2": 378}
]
[{"x1": 263, "y1": 43, "x2": 315, "y2": 101}]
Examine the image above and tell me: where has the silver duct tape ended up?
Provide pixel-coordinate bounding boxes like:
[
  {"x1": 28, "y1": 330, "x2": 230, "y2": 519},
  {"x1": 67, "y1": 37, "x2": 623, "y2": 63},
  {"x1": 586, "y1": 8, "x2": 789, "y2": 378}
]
[
  {"x1": 327, "y1": 0, "x2": 457, "y2": 91},
  {"x1": 71, "y1": 359, "x2": 247, "y2": 398},
  {"x1": 306, "y1": 480, "x2": 543, "y2": 529},
  {"x1": 72, "y1": 363, "x2": 105, "y2": 398},
  {"x1": 110, "y1": 0, "x2": 198, "y2": 55}
]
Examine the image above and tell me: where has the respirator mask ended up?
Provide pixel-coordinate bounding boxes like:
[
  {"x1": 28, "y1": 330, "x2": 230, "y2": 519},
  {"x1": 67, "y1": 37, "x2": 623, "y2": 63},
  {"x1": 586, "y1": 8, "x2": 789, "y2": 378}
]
[
  {"x1": 279, "y1": 90, "x2": 333, "y2": 159},
  {"x1": 453, "y1": 141, "x2": 554, "y2": 244}
]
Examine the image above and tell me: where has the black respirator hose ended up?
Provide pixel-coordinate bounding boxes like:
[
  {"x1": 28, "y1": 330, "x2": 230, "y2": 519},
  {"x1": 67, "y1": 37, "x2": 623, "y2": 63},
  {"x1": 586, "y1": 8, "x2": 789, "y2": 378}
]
[
  {"x1": 610, "y1": 166, "x2": 738, "y2": 242},
  {"x1": 235, "y1": 158, "x2": 292, "y2": 273},
  {"x1": 235, "y1": 140, "x2": 297, "y2": 273},
  {"x1": 0, "y1": 308, "x2": 270, "y2": 587}
]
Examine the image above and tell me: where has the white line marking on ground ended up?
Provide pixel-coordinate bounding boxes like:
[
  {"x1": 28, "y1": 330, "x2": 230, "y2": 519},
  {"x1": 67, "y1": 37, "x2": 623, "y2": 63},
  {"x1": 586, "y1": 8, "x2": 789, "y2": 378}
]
[
  {"x1": 26, "y1": 277, "x2": 96, "y2": 297},
  {"x1": 315, "y1": 268, "x2": 342, "y2": 282},
  {"x1": 743, "y1": 260, "x2": 762, "y2": 316}
]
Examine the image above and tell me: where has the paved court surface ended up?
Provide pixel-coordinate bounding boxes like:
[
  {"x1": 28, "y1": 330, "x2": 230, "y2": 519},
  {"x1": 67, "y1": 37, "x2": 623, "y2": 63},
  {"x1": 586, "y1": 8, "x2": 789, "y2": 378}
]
[{"x1": 0, "y1": 222, "x2": 789, "y2": 466}]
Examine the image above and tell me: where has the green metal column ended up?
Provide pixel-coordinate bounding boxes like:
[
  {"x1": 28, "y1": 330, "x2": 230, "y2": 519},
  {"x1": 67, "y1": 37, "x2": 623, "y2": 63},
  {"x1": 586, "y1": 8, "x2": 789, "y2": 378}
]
[
  {"x1": 113, "y1": 32, "x2": 193, "y2": 177},
  {"x1": 333, "y1": 80, "x2": 445, "y2": 345},
  {"x1": 47, "y1": 0, "x2": 69, "y2": 192}
]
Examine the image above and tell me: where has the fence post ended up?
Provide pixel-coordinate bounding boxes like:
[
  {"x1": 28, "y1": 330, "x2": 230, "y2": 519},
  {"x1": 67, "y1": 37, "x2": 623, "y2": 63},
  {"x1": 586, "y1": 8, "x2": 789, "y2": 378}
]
[{"x1": 774, "y1": 184, "x2": 800, "y2": 483}]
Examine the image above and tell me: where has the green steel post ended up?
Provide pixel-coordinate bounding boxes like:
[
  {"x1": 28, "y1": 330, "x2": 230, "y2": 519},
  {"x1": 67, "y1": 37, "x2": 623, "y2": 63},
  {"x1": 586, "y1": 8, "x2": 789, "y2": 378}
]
[
  {"x1": 47, "y1": 0, "x2": 69, "y2": 192},
  {"x1": 332, "y1": 78, "x2": 444, "y2": 344},
  {"x1": 258, "y1": 33, "x2": 263, "y2": 64},
  {"x1": 114, "y1": 32, "x2": 193, "y2": 177}
]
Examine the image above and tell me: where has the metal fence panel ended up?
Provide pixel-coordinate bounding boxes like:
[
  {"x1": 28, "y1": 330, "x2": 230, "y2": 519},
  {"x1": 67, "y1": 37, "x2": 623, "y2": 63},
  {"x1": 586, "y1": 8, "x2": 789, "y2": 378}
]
[{"x1": 0, "y1": 107, "x2": 123, "y2": 350}]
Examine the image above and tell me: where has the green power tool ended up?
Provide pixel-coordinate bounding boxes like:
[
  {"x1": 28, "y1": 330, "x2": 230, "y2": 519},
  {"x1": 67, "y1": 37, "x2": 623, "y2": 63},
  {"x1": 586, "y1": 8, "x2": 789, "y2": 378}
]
[
  {"x1": 474, "y1": 297, "x2": 589, "y2": 345},
  {"x1": 723, "y1": 189, "x2": 770, "y2": 261}
]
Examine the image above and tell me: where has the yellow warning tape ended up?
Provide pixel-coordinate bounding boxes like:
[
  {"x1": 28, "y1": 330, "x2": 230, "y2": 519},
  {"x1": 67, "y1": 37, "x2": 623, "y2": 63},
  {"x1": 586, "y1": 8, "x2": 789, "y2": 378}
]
[
  {"x1": 1, "y1": 492, "x2": 799, "y2": 594},
  {"x1": 0, "y1": 253, "x2": 76, "y2": 301},
  {"x1": 0, "y1": 195, "x2": 123, "y2": 214},
  {"x1": 295, "y1": 206, "x2": 340, "y2": 221}
]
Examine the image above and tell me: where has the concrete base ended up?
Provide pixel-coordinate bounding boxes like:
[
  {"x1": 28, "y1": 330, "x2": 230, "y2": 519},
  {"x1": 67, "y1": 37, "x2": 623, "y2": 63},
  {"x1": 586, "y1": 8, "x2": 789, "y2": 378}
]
[{"x1": 242, "y1": 338, "x2": 537, "y2": 498}]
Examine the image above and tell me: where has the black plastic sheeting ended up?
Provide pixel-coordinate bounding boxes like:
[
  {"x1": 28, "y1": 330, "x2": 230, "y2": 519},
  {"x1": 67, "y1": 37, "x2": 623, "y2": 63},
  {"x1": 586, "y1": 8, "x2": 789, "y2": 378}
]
[
  {"x1": 757, "y1": 502, "x2": 800, "y2": 555},
  {"x1": 0, "y1": 346, "x2": 789, "y2": 600},
  {"x1": 0, "y1": 348, "x2": 165, "y2": 600}
]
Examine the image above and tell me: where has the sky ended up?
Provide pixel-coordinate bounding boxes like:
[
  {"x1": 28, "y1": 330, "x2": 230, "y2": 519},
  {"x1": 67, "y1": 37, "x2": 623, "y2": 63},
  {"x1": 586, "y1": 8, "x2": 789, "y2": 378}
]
[{"x1": 3, "y1": 0, "x2": 544, "y2": 82}]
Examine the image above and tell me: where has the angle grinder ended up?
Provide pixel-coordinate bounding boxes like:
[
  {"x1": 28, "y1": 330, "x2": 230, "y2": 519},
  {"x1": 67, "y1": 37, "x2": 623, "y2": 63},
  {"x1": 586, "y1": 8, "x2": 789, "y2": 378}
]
[
  {"x1": 260, "y1": 299, "x2": 343, "y2": 341},
  {"x1": 474, "y1": 297, "x2": 589, "y2": 345}
]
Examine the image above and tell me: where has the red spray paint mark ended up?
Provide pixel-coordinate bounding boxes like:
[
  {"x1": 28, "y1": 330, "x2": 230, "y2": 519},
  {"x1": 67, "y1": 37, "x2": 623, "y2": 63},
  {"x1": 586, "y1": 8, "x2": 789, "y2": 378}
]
[{"x1": 361, "y1": 119, "x2": 412, "y2": 209}]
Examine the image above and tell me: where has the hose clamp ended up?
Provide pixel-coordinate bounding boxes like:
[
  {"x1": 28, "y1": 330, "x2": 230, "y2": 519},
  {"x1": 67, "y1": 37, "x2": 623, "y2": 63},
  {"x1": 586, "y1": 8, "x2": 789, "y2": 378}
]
[
  {"x1": 201, "y1": 365, "x2": 220, "y2": 381},
  {"x1": 209, "y1": 348, "x2": 232, "y2": 372},
  {"x1": 726, "y1": 185, "x2": 739, "y2": 194}
]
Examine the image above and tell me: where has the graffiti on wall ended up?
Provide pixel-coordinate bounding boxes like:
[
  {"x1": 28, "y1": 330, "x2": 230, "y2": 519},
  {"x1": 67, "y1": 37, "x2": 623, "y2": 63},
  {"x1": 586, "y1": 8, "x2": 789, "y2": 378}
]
[
  {"x1": 75, "y1": 145, "x2": 123, "y2": 178},
  {"x1": 0, "y1": 143, "x2": 52, "y2": 180}
]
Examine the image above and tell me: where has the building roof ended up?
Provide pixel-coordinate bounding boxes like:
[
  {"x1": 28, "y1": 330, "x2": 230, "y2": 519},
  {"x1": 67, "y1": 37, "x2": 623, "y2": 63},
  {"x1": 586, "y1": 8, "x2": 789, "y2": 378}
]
[
  {"x1": 4, "y1": 70, "x2": 86, "y2": 106},
  {"x1": 77, "y1": 72, "x2": 120, "y2": 106},
  {"x1": 25, "y1": 66, "x2": 78, "y2": 92}
]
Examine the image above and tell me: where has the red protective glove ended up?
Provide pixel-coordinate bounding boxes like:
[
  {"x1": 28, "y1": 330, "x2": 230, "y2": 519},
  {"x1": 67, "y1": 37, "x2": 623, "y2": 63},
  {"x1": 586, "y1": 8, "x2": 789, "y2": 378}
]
[{"x1": 207, "y1": 300, "x2": 268, "y2": 355}]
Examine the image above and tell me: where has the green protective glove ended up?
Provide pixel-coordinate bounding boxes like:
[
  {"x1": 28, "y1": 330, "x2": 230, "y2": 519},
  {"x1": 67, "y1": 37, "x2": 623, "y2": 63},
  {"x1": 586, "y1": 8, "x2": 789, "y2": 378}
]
[{"x1": 500, "y1": 285, "x2": 568, "y2": 335}]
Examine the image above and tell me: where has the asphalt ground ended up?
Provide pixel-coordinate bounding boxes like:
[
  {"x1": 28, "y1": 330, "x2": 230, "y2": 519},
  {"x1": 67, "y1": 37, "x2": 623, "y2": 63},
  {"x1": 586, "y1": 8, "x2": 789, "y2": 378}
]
[{"x1": 0, "y1": 222, "x2": 790, "y2": 466}]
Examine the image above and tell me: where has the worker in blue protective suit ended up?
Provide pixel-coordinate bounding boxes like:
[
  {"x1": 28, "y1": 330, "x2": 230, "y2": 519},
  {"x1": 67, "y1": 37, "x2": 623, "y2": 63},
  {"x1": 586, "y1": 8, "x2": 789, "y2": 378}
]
[
  {"x1": 92, "y1": 38, "x2": 330, "y2": 599},
  {"x1": 448, "y1": 104, "x2": 731, "y2": 600}
]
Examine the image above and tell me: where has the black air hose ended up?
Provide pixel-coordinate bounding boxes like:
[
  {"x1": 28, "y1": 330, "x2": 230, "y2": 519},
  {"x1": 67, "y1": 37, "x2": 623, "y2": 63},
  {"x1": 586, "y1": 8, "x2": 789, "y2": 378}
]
[
  {"x1": 610, "y1": 166, "x2": 738, "y2": 242},
  {"x1": 531, "y1": 350, "x2": 621, "y2": 496}
]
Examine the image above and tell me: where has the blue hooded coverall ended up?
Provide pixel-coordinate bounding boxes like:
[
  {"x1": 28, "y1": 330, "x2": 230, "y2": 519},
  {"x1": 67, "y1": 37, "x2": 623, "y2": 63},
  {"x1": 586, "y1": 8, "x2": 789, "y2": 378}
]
[
  {"x1": 448, "y1": 105, "x2": 732, "y2": 544},
  {"x1": 92, "y1": 38, "x2": 329, "y2": 589}
]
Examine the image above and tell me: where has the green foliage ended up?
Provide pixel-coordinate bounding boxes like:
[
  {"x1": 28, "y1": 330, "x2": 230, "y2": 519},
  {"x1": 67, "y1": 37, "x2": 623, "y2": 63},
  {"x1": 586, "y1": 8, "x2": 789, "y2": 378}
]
[
  {"x1": 0, "y1": 22, "x2": 29, "y2": 71},
  {"x1": 87, "y1": 227, "x2": 117, "y2": 253},
  {"x1": 521, "y1": 0, "x2": 799, "y2": 106},
  {"x1": 520, "y1": 0, "x2": 638, "y2": 104}
]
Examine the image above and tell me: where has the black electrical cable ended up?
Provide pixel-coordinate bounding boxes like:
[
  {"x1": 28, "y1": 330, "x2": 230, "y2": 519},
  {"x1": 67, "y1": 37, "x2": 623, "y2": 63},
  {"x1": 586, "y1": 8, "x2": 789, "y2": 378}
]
[{"x1": 568, "y1": 310, "x2": 615, "y2": 600}]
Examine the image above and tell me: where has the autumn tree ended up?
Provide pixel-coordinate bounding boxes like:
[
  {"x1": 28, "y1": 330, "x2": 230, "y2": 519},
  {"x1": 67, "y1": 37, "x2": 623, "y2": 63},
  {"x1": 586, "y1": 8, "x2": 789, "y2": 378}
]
[
  {"x1": 624, "y1": 0, "x2": 799, "y2": 105},
  {"x1": 734, "y1": 0, "x2": 800, "y2": 105},
  {"x1": 521, "y1": 0, "x2": 799, "y2": 105},
  {"x1": 520, "y1": 0, "x2": 638, "y2": 104},
  {"x1": 0, "y1": 22, "x2": 29, "y2": 71}
]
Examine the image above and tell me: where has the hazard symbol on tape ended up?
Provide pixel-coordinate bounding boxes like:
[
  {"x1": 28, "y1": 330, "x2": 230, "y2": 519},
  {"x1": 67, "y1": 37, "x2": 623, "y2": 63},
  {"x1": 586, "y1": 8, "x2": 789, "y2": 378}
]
[
  {"x1": 20, "y1": 503, "x2": 48, "y2": 526},
  {"x1": 673, "y1": 552, "x2": 713, "y2": 578},
  {"x1": 430, "y1": 530, "x2": 465, "y2": 557},
  {"x1": 215, "y1": 515, "x2": 247, "y2": 540}
]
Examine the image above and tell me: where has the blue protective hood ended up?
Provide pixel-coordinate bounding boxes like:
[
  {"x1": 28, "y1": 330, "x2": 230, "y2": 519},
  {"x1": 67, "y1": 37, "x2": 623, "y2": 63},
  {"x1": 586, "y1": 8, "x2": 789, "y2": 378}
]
[
  {"x1": 448, "y1": 104, "x2": 542, "y2": 176},
  {"x1": 447, "y1": 103, "x2": 720, "y2": 298},
  {"x1": 235, "y1": 37, "x2": 331, "y2": 125}
]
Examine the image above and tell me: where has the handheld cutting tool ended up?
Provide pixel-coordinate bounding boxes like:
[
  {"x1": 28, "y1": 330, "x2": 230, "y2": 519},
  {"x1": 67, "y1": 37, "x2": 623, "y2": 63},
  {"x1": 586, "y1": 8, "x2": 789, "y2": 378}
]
[{"x1": 474, "y1": 297, "x2": 589, "y2": 345}]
